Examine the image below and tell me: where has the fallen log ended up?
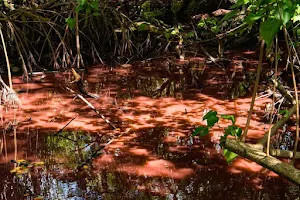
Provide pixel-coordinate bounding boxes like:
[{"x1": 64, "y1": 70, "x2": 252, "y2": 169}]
[{"x1": 224, "y1": 138, "x2": 300, "y2": 185}]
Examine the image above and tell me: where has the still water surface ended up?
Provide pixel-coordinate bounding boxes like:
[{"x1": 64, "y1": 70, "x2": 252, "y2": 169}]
[{"x1": 0, "y1": 57, "x2": 299, "y2": 199}]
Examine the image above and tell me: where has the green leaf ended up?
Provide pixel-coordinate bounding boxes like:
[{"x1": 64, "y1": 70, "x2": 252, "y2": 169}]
[
  {"x1": 171, "y1": 29, "x2": 179, "y2": 35},
  {"x1": 89, "y1": 0, "x2": 99, "y2": 9},
  {"x1": 231, "y1": 0, "x2": 249, "y2": 9},
  {"x1": 221, "y1": 114, "x2": 236, "y2": 124},
  {"x1": 279, "y1": 109, "x2": 289, "y2": 117},
  {"x1": 138, "y1": 23, "x2": 150, "y2": 31},
  {"x1": 164, "y1": 31, "x2": 171, "y2": 40},
  {"x1": 244, "y1": 10, "x2": 264, "y2": 25},
  {"x1": 203, "y1": 110, "x2": 219, "y2": 128},
  {"x1": 65, "y1": 17, "x2": 75, "y2": 30},
  {"x1": 192, "y1": 126, "x2": 209, "y2": 136},
  {"x1": 260, "y1": 0, "x2": 272, "y2": 4},
  {"x1": 197, "y1": 20, "x2": 206, "y2": 28},
  {"x1": 92, "y1": 12, "x2": 100, "y2": 17},
  {"x1": 297, "y1": 28, "x2": 300, "y2": 36},
  {"x1": 259, "y1": 18, "x2": 281, "y2": 47},
  {"x1": 211, "y1": 25, "x2": 219, "y2": 34},
  {"x1": 186, "y1": 31, "x2": 194, "y2": 38},
  {"x1": 77, "y1": 0, "x2": 86, "y2": 5},
  {"x1": 220, "y1": 9, "x2": 239, "y2": 23},
  {"x1": 225, "y1": 125, "x2": 242, "y2": 137},
  {"x1": 292, "y1": 15, "x2": 300, "y2": 22},
  {"x1": 76, "y1": 4, "x2": 84, "y2": 12},
  {"x1": 223, "y1": 149, "x2": 238, "y2": 163},
  {"x1": 274, "y1": 6, "x2": 292, "y2": 25}
]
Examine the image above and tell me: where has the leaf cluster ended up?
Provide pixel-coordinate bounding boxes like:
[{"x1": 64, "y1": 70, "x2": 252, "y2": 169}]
[{"x1": 192, "y1": 110, "x2": 242, "y2": 163}]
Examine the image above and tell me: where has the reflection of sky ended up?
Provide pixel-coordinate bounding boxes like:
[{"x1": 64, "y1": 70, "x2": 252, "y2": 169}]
[{"x1": 40, "y1": 173, "x2": 99, "y2": 200}]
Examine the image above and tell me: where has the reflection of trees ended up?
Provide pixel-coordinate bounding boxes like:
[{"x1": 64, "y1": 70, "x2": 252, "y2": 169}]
[
  {"x1": 42, "y1": 131, "x2": 101, "y2": 169},
  {"x1": 3, "y1": 128, "x2": 299, "y2": 199},
  {"x1": 118, "y1": 66, "x2": 205, "y2": 98}
]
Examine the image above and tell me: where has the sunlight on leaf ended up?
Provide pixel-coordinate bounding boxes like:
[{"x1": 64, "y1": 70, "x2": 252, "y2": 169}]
[
  {"x1": 203, "y1": 110, "x2": 219, "y2": 128},
  {"x1": 225, "y1": 125, "x2": 242, "y2": 137},
  {"x1": 221, "y1": 114, "x2": 236, "y2": 124},
  {"x1": 223, "y1": 149, "x2": 238, "y2": 163},
  {"x1": 259, "y1": 18, "x2": 281, "y2": 47}
]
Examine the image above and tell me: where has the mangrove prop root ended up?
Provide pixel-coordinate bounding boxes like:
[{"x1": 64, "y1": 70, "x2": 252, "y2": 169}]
[
  {"x1": 241, "y1": 40, "x2": 265, "y2": 141},
  {"x1": 257, "y1": 104, "x2": 297, "y2": 146}
]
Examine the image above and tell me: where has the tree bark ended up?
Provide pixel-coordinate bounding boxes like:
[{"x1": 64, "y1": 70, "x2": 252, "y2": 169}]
[{"x1": 224, "y1": 138, "x2": 300, "y2": 185}]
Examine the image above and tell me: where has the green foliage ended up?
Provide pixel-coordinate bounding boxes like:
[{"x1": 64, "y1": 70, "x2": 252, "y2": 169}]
[
  {"x1": 140, "y1": 1, "x2": 166, "y2": 23},
  {"x1": 259, "y1": 18, "x2": 281, "y2": 47},
  {"x1": 192, "y1": 126, "x2": 209, "y2": 136},
  {"x1": 65, "y1": 17, "x2": 75, "y2": 30},
  {"x1": 192, "y1": 110, "x2": 242, "y2": 163},
  {"x1": 223, "y1": 148, "x2": 238, "y2": 163},
  {"x1": 76, "y1": 0, "x2": 99, "y2": 14},
  {"x1": 224, "y1": 125, "x2": 242, "y2": 137},
  {"x1": 230, "y1": 0, "x2": 249, "y2": 9},
  {"x1": 221, "y1": 114, "x2": 236, "y2": 125},
  {"x1": 279, "y1": 109, "x2": 290, "y2": 117},
  {"x1": 229, "y1": 0, "x2": 298, "y2": 47},
  {"x1": 203, "y1": 110, "x2": 219, "y2": 128}
]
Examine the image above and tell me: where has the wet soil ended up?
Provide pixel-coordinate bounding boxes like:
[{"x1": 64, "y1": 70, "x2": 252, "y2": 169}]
[{"x1": 0, "y1": 50, "x2": 299, "y2": 199}]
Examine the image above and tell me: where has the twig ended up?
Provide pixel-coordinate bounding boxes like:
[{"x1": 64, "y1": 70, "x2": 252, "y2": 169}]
[
  {"x1": 0, "y1": 24, "x2": 12, "y2": 89},
  {"x1": 199, "y1": 43, "x2": 225, "y2": 71},
  {"x1": 241, "y1": 40, "x2": 265, "y2": 141},
  {"x1": 66, "y1": 87, "x2": 117, "y2": 130},
  {"x1": 283, "y1": 27, "x2": 299, "y2": 165},
  {"x1": 53, "y1": 115, "x2": 78, "y2": 136}
]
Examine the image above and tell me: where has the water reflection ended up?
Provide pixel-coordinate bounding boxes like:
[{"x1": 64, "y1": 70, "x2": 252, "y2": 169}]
[
  {"x1": 1, "y1": 128, "x2": 299, "y2": 199},
  {"x1": 0, "y1": 60, "x2": 299, "y2": 199}
]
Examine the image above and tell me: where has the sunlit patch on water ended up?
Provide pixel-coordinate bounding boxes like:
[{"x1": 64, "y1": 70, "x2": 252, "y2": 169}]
[{"x1": 1, "y1": 58, "x2": 299, "y2": 199}]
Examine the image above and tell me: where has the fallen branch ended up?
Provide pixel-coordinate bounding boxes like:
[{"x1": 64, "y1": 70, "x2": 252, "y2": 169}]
[
  {"x1": 53, "y1": 115, "x2": 78, "y2": 136},
  {"x1": 225, "y1": 138, "x2": 300, "y2": 185},
  {"x1": 270, "y1": 78, "x2": 295, "y2": 105},
  {"x1": 268, "y1": 148, "x2": 300, "y2": 159},
  {"x1": 70, "y1": 68, "x2": 99, "y2": 98},
  {"x1": 66, "y1": 87, "x2": 117, "y2": 130}
]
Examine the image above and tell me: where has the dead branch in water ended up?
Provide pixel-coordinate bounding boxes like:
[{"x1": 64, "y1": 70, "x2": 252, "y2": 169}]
[
  {"x1": 224, "y1": 139, "x2": 300, "y2": 185},
  {"x1": 70, "y1": 68, "x2": 99, "y2": 98},
  {"x1": 0, "y1": 76, "x2": 21, "y2": 108},
  {"x1": 66, "y1": 87, "x2": 117, "y2": 130},
  {"x1": 53, "y1": 115, "x2": 78, "y2": 136}
]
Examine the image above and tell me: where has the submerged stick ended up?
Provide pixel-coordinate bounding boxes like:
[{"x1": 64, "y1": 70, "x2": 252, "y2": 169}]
[
  {"x1": 53, "y1": 115, "x2": 78, "y2": 136},
  {"x1": 66, "y1": 87, "x2": 117, "y2": 130}
]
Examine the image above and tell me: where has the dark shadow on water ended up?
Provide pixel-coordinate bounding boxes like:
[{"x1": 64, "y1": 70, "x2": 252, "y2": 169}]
[{"x1": 0, "y1": 55, "x2": 299, "y2": 199}]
